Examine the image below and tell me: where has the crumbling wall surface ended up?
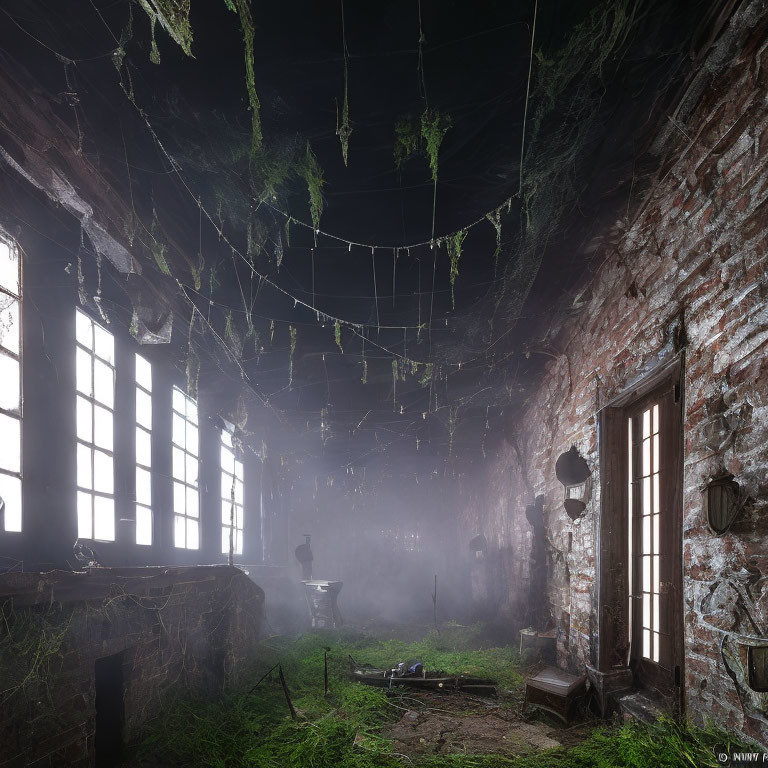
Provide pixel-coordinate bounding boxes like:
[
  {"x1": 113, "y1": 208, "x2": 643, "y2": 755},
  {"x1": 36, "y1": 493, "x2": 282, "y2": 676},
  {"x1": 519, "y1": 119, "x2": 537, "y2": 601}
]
[
  {"x1": 0, "y1": 566, "x2": 264, "y2": 767},
  {"x1": 463, "y1": 5, "x2": 768, "y2": 745}
]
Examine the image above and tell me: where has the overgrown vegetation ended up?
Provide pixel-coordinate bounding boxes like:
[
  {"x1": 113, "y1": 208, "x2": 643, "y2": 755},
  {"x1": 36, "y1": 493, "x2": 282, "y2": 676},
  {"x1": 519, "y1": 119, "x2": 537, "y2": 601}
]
[
  {"x1": 130, "y1": 626, "x2": 750, "y2": 768},
  {"x1": 301, "y1": 142, "x2": 326, "y2": 234}
]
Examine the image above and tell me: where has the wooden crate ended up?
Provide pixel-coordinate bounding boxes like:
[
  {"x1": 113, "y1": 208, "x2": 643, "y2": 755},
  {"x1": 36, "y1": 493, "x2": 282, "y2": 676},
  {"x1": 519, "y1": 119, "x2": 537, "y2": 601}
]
[{"x1": 524, "y1": 666, "x2": 588, "y2": 724}]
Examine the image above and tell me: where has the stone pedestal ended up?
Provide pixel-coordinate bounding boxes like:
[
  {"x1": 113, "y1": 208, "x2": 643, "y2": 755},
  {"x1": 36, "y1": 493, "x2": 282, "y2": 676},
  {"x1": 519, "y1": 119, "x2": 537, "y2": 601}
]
[{"x1": 302, "y1": 580, "x2": 343, "y2": 628}]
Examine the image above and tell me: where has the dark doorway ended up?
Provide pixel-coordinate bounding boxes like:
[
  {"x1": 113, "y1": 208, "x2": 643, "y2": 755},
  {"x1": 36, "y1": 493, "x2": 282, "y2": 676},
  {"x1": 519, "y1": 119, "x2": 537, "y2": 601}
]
[{"x1": 95, "y1": 652, "x2": 125, "y2": 767}]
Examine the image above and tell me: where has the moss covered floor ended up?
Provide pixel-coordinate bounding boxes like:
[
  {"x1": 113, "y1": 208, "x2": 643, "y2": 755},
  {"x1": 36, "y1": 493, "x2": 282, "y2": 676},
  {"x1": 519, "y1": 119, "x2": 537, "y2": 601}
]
[{"x1": 127, "y1": 623, "x2": 753, "y2": 768}]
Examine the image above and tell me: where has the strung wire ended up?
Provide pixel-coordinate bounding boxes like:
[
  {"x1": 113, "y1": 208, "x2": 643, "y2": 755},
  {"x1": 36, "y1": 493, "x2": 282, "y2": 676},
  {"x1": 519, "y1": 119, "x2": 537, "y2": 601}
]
[
  {"x1": 260, "y1": 198, "x2": 509, "y2": 255},
  {"x1": 518, "y1": 0, "x2": 538, "y2": 197}
]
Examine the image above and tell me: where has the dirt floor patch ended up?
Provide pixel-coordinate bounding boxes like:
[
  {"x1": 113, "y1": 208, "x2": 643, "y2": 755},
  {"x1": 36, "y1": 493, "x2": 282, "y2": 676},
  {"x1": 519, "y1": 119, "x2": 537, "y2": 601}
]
[{"x1": 386, "y1": 691, "x2": 590, "y2": 758}]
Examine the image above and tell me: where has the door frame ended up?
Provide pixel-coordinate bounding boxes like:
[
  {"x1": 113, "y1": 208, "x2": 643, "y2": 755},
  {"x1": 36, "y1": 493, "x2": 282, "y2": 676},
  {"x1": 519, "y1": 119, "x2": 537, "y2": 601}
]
[{"x1": 596, "y1": 354, "x2": 684, "y2": 711}]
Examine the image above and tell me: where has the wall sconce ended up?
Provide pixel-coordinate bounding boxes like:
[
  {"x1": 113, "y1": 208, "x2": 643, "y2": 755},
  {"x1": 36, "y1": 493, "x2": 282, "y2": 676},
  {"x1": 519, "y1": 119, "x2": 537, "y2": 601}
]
[
  {"x1": 706, "y1": 473, "x2": 743, "y2": 535},
  {"x1": 555, "y1": 446, "x2": 592, "y2": 521}
]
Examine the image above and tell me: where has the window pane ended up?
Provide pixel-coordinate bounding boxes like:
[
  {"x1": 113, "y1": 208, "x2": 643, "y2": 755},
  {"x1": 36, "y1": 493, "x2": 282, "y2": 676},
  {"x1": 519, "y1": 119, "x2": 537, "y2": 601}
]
[
  {"x1": 135, "y1": 354, "x2": 152, "y2": 391},
  {"x1": 642, "y1": 408, "x2": 650, "y2": 439},
  {"x1": 76, "y1": 310, "x2": 92, "y2": 348},
  {"x1": 173, "y1": 482, "x2": 186, "y2": 514},
  {"x1": 652, "y1": 632, "x2": 659, "y2": 663},
  {"x1": 652, "y1": 404, "x2": 659, "y2": 435},
  {"x1": 643, "y1": 593, "x2": 650, "y2": 628},
  {"x1": 0, "y1": 240, "x2": 19, "y2": 295},
  {"x1": 0, "y1": 413, "x2": 20, "y2": 473},
  {"x1": 136, "y1": 426, "x2": 151, "y2": 467},
  {"x1": 235, "y1": 477, "x2": 243, "y2": 505},
  {"x1": 235, "y1": 459, "x2": 243, "y2": 481},
  {"x1": 653, "y1": 473, "x2": 659, "y2": 515},
  {"x1": 77, "y1": 443, "x2": 93, "y2": 489},
  {"x1": 222, "y1": 527, "x2": 229, "y2": 554},
  {"x1": 172, "y1": 447, "x2": 185, "y2": 481},
  {"x1": 186, "y1": 422, "x2": 198, "y2": 456},
  {"x1": 642, "y1": 476, "x2": 651, "y2": 516},
  {"x1": 642, "y1": 555, "x2": 650, "y2": 592},
  {"x1": 136, "y1": 466, "x2": 151, "y2": 506},
  {"x1": 136, "y1": 388, "x2": 152, "y2": 430},
  {"x1": 93, "y1": 324, "x2": 114, "y2": 364},
  {"x1": 94, "y1": 495, "x2": 115, "y2": 541},
  {"x1": 642, "y1": 437, "x2": 650, "y2": 476},
  {"x1": 77, "y1": 491, "x2": 92, "y2": 539},
  {"x1": 222, "y1": 498, "x2": 232, "y2": 524},
  {"x1": 93, "y1": 450, "x2": 113, "y2": 494},
  {"x1": 93, "y1": 360, "x2": 114, "y2": 408},
  {"x1": 186, "y1": 399, "x2": 198, "y2": 426},
  {"x1": 172, "y1": 387, "x2": 186, "y2": 414},
  {"x1": 653, "y1": 515, "x2": 660, "y2": 555},
  {"x1": 186, "y1": 518, "x2": 199, "y2": 549},
  {"x1": 93, "y1": 405, "x2": 113, "y2": 451},
  {"x1": 235, "y1": 530, "x2": 242, "y2": 555},
  {"x1": 136, "y1": 505, "x2": 152, "y2": 546},
  {"x1": 76, "y1": 347, "x2": 92, "y2": 396},
  {"x1": 0, "y1": 472, "x2": 22, "y2": 532},
  {"x1": 653, "y1": 594, "x2": 660, "y2": 633},
  {"x1": 186, "y1": 486, "x2": 198, "y2": 518},
  {"x1": 643, "y1": 628, "x2": 650, "y2": 659},
  {"x1": 221, "y1": 430, "x2": 233, "y2": 449},
  {"x1": 0, "y1": 297, "x2": 20, "y2": 355},
  {"x1": 221, "y1": 444, "x2": 234, "y2": 473},
  {"x1": 174, "y1": 513, "x2": 186, "y2": 547},
  {"x1": 0, "y1": 353, "x2": 20, "y2": 412},
  {"x1": 172, "y1": 413, "x2": 186, "y2": 447},
  {"x1": 642, "y1": 515, "x2": 651, "y2": 554},
  {"x1": 185, "y1": 453, "x2": 198, "y2": 486},
  {"x1": 76, "y1": 396, "x2": 93, "y2": 443}
]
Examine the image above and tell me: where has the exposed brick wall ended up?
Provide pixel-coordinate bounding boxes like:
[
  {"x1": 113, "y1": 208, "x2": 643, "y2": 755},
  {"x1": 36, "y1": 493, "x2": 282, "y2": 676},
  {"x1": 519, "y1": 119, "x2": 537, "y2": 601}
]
[
  {"x1": 461, "y1": 4, "x2": 768, "y2": 745},
  {"x1": 0, "y1": 566, "x2": 264, "y2": 766}
]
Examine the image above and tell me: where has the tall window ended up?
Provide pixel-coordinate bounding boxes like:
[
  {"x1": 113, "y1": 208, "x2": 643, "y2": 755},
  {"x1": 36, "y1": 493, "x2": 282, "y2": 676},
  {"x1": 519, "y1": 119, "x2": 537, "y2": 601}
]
[
  {"x1": 630, "y1": 403, "x2": 661, "y2": 663},
  {"x1": 172, "y1": 387, "x2": 199, "y2": 549},
  {"x1": 221, "y1": 430, "x2": 244, "y2": 555},
  {"x1": 0, "y1": 237, "x2": 21, "y2": 533},
  {"x1": 135, "y1": 354, "x2": 152, "y2": 545},
  {"x1": 76, "y1": 309, "x2": 115, "y2": 541}
]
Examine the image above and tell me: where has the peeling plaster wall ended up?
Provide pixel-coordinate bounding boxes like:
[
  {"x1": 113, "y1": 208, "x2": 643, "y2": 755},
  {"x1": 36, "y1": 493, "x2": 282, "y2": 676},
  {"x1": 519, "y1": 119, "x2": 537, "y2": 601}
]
[{"x1": 462, "y1": 6, "x2": 768, "y2": 745}]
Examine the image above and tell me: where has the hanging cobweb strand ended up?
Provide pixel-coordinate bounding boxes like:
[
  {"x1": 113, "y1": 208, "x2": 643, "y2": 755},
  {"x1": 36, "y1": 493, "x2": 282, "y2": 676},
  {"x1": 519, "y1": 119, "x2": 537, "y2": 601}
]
[{"x1": 447, "y1": 229, "x2": 467, "y2": 310}]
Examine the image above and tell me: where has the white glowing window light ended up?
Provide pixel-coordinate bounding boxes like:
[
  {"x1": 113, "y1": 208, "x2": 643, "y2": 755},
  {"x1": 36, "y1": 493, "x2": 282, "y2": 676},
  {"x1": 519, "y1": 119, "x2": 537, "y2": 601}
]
[
  {"x1": 75, "y1": 309, "x2": 116, "y2": 541},
  {"x1": 630, "y1": 404, "x2": 662, "y2": 663},
  {"x1": 172, "y1": 386, "x2": 199, "y2": 549},
  {"x1": 0, "y1": 237, "x2": 22, "y2": 533},
  {"x1": 135, "y1": 354, "x2": 152, "y2": 545},
  {"x1": 220, "y1": 430, "x2": 244, "y2": 555}
]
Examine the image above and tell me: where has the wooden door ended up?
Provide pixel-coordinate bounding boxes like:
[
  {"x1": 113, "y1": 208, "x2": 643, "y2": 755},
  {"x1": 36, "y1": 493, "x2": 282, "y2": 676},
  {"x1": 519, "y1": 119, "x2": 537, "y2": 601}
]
[{"x1": 627, "y1": 381, "x2": 683, "y2": 703}]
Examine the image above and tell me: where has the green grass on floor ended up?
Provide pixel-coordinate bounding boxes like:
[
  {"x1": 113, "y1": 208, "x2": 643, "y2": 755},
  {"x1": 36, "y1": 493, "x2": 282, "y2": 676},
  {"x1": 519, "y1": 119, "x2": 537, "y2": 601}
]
[{"x1": 132, "y1": 625, "x2": 754, "y2": 768}]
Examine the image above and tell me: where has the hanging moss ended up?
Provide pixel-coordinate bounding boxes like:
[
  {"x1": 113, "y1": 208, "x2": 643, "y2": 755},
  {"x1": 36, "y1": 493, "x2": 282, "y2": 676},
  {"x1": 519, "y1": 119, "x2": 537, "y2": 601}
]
[
  {"x1": 138, "y1": 0, "x2": 193, "y2": 59},
  {"x1": 419, "y1": 362, "x2": 433, "y2": 388},
  {"x1": 391, "y1": 359, "x2": 398, "y2": 411},
  {"x1": 486, "y1": 206, "x2": 503, "y2": 275},
  {"x1": 334, "y1": 319, "x2": 343, "y2": 353},
  {"x1": 288, "y1": 325, "x2": 297, "y2": 388},
  {"x1": 361, "y1": 358, "x2": 368, "y2": 384},
  {"x1": 150, "y1": 210, "x2": 172, "y2": 276},
  {"x1": 270, "y1": 319, "x2": 275, "y2": 344},
  {"x1": 420, "y1": 107, "x2": 452, "y2": 183},
  {"x1": 224, "y1": 311, "x2": 242, "y2": 356},
  {"x1": 393, "y1": 115, "x2": 420, "y2": 171},
  {"x1": 225, "y1": 0, "x2": 263, "y2": 156},
  {"x1": 446, "y1": 229, "x2": 467, "y2": 309},
  {"x1": 336, "y1": 62, "x2": 352, "y2": 166},
  {"x1": 300, "y1": 142, "x2": 325, "y2": 233}
]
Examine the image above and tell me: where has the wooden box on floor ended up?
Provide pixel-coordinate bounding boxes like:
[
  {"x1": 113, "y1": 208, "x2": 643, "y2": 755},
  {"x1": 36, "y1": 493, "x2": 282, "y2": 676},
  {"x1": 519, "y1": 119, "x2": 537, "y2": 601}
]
[{"x1": 524, "y1": 666, "x2": 588, "y2": 724}]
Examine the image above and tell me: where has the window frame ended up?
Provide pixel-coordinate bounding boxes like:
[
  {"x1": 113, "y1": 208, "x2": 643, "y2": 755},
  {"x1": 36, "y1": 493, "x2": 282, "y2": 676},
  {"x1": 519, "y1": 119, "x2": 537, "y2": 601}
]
[
  {"x1": 75, "y1": 308, "x2": 116, "y2": 542},
  {"x1": 135, "y1": 353, "x2": 153, "y2": 546},
  {"x1": 220, "y1": 429, "x2": 244, "y2": 557},
  {"x1": 171, "y1": 386, "x2": 200, "y2": 550},
  {"x1": 0, "y1": 235, "x2": 22, "y2": 533}
]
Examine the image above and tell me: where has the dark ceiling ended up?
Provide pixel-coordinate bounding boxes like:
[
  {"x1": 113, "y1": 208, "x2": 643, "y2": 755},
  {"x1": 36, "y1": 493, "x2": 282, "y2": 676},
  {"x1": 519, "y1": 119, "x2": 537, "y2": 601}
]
[{"x1": 0, "y1": 0, "x2": 713, "y2": 477}]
